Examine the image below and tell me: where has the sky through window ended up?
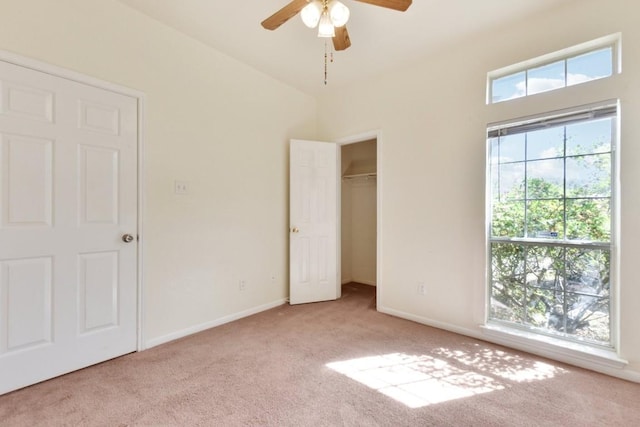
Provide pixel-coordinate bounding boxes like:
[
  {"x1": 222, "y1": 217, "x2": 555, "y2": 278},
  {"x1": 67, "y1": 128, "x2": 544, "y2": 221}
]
[{"x1": 491, "y1": 47, "x2": 613, "y2": 103}]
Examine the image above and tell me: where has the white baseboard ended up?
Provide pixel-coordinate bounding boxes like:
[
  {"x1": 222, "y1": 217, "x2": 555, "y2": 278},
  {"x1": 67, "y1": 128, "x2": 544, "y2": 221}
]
[
  {"x1": 378, "y1": 306, "x2": 483, "y2": 340},
  {"x1": 378, "y1": 305, "x2": 640, "y2": 383},
  {"x1": 145, "y1": 298, "x2": 287, "y2": 349}
]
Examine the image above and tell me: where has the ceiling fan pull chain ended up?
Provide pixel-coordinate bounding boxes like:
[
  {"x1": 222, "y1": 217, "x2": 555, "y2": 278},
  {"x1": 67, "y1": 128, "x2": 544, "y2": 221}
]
[
  {"x1": 324, "y1": 40, "x2": 329, "y2": 85},
  {"x1": 323, "y1": 40, "x2": 336, "y2": 86}
]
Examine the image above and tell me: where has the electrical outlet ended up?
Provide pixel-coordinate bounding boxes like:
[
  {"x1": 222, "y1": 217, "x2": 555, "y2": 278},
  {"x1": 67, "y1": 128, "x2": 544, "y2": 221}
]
[
  {"x1": 174, "y1": 180, "x2": 189, "y2": 195},
  {"x1": 417, "y1": 283, "x2": 426, "y2": 295},
  {"x1": 239, "y1": 280, "x2": 246, "y2": 291}
]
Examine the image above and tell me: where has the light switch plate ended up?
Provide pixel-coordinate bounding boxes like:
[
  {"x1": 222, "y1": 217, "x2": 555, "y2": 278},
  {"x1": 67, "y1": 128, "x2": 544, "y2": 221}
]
[{"x1": 174, "y1": 180, "x2": 189, "y2": 195}]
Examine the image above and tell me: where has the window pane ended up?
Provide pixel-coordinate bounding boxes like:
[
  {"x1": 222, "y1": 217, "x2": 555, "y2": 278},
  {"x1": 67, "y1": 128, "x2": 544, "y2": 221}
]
[
  {"x1": 526, "y1": 246, "x2": 564, "y2": 327},
  {"x1": 499, "y1": 134, "x2": 526, "y2": 163},
  {"x1": 491, "y1": 164, "x2": 499, "y2": 201},
  {"x1": 526, "y1": 199, "x2": 564, "y2": 239},
  {"x1": 497, "y1": 162, "x2": 525, "y2": 200},
  {"x1": 517, "y1": 248, "x2": 611, "y2": 345},
  {"x1": 566, "y1": 118, "x2": 612, "y2": 156},
  {"x1": 526, "y1": 245, "x2": 564, "y2": 288},
  {"x1": 566, "y1": 248, "x2": 610, "y2": 297},
  {"x1": 527, "y1": 126, "x2": 564, "y2": 160},
  {"x1": 492, "y1": 72, "x2": 525, "y2": 103},
  {"x1": 526, "y1": 288, "x2": 564, "y2": 328},
  {"x1": 567, "y1": 47, "x2": 613, "y2": 87},
  {"x1": 489, "y1": 45, "x2": 614, "y2": 104},
  {"x1": 489, "y1": 137, "x2": 500, "y2": 164},
  {"x1": 491, "y1": 243, "x2": 525, "y2": 323},
  {"x1": 492, "y1": 201, "x2": 525, "y2": 237},
  {"x1": 527, "y1": 60, "x2": 565, "y2": 95},
  {"x1": 566, "y1": 154, "x2": 611, "y2": 197},
  {"x1": 527, "y1": 158, "x2": 564, "y2": 199},
  {"x1": 566, "y1": 198, "x2": 611, "y2": 241},
  {"x1": 563, "y1": 293, "x2": 610, "y2": 344}
]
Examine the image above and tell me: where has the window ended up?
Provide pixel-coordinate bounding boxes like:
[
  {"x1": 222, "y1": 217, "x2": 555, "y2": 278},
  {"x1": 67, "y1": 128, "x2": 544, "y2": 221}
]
[
  {"x1": 489, "y1": 43, "x2": 616, "y2": 103},
  {"x1": 488, "y1": 104, "x2": 616, "y2": 347}
]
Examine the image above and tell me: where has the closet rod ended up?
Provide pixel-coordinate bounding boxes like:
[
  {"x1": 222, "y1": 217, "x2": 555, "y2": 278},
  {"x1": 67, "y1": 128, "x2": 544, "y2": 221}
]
[{"x1": 342, "y1": 173, "x2": 377, "y2": 181}]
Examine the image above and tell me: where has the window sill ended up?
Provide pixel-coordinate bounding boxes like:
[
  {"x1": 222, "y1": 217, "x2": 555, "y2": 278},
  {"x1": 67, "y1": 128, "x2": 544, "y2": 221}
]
[{"x1": 480, "y1": 323, "x2": 627, "y2": 370}]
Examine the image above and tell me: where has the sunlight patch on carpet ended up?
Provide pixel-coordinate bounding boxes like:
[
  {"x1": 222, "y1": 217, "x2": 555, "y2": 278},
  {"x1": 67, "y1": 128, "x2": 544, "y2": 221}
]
[
  {"x1": 432, "y1": 345, "x2": 568, "y2": 382},
  {"x1": 327, "y1": 349, "x2": 567, "y2": 408},
  {"x1": 326, "y1": 353, "x2": 504, "y2": 408}
]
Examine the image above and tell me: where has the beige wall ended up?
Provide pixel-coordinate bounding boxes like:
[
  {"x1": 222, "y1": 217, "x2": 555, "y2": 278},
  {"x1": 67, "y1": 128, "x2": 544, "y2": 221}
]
[
  {"x1": 318, "y1": 0, "x2": 640, "y2": 379},
  {"x1": 349, "y1": 180, "x2": 377, "y2": 285},
  {"x1": 0, "y1": 0, "x2": 317, "y2": 345}
]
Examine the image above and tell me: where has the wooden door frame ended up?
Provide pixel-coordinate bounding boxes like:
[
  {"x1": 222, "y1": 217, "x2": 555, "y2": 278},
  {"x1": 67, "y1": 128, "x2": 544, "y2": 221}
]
[
  {"x1": 0, "y1": 50, "x2": 147, "y2": 351},
  {"x1": 336, "y1": 130, "x2": 382, "y2": 310}
]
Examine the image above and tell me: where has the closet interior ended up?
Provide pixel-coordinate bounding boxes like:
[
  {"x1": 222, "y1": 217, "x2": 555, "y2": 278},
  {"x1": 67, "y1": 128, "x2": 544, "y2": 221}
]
[{"x1": 341, "y1": 139, "x2": 377, "y2": 287}]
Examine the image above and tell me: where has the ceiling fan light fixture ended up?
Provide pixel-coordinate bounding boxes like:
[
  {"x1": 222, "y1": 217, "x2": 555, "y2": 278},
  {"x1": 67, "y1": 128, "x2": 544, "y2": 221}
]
[
  {"x1": 317, "y1": 11, "x2": 335, "y2": 37},
  {"x1": 301, "y1": 1, "x2": 323, "y2": 28},
  {"x1": 328, "y1": 1, "x2": 350, "y2": 27}
]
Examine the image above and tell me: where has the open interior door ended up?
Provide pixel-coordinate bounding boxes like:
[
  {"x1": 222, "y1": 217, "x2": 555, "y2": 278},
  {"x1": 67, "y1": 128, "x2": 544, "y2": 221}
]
[{"x1": 289, "y1": 139, "x2": 339, "y2": 304}]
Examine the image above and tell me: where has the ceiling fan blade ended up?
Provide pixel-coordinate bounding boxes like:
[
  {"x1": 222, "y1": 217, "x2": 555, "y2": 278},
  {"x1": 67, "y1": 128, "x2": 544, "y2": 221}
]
[
  {"x1": 352, "y1": 0, "x2": 412, "y2": 12},
  {"x1": 261, "y1": 0, "x2": 309, "y2": 30},
  {"x1": 333, "y1": 26, "x2": 351, "y2": 51}
]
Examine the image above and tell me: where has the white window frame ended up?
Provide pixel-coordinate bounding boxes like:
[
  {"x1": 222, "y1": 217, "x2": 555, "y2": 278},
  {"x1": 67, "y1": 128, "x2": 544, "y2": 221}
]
[
  {"x1": 482, "y1": 34, "x2": 627, "y2": 370},
  {"x1": 487, "y1": 34, "x2": 621, "y2": 104},
  {"x1": 486, "y1": 101, "x2": 618, "y2": 350}
]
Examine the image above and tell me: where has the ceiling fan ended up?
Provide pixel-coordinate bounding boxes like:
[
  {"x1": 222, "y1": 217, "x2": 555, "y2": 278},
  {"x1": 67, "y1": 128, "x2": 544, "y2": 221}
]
[{"x1": 261, "y1": 0, "x2": 413, "y2": 51}]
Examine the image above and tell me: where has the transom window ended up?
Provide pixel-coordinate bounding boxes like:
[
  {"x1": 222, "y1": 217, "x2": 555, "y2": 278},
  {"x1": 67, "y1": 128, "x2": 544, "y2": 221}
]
[
  {"x1": 489, "y1": 36, "x2": 618, "y2": 104},
  {"x1": 487, "y1": 104, "x2": 616, "y2": 347}
]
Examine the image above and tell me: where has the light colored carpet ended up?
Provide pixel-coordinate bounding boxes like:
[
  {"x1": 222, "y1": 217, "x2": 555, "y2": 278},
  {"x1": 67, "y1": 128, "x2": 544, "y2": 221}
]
[{"x1": 1, "y1": 282, "x2": 639, "y2": 426}]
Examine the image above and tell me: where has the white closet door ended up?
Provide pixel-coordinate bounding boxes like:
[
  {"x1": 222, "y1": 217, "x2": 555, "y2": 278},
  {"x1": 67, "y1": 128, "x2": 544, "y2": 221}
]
[
  {"x1": 0, "y1": 60, "x2": 138, "y2": 394},
  {"x1": 289, "y1": 139, "x2": 339, "y2": 304}
]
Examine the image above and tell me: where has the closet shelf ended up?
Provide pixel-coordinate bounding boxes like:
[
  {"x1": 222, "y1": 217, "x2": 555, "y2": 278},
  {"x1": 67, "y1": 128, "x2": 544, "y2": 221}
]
[{"x1": 342, "y1": 172, "x2": 377, "y2": 180}]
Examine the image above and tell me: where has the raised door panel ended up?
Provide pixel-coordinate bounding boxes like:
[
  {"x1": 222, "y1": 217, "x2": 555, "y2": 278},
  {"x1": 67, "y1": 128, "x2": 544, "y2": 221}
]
[
  {"x1": 78, "y1": 252, "x2": 118, "y2": 333},
  {"x1": 0, "y1": 81, "x2": 54, "y2": 123},
  {"x1": 0, "y1": 257, "x2": 52, "y2": 354},
  {"x1": 78, "y1": 145, "x2": 119, "y2": 225},
  {"x1": 293, "y1": 236, "x2": 311, "y2": 286},
  {"x1": 1, "y1": 134, "x2": 53, "y2": 228},
  {"x1": 293, "y1": 148, "x2": 313, "y2": 226},
  {"x1": 317, "y1": 236, "x2": 329, "y2": 283},
  {"x1": 77, "y1": 100, "x2": 120, "y2": 136}
]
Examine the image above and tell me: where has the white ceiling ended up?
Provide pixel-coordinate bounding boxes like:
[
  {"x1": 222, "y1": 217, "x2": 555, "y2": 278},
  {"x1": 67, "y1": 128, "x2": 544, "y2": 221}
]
[{"x1": 116, "y1": 0, "x2": 574, "y2": 96}]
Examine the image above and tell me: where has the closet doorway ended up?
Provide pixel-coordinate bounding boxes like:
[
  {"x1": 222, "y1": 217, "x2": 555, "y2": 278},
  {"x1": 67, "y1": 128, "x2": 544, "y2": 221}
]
[{"x1": 340, "y1": 137, "x2": 378, "y2": 297}]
